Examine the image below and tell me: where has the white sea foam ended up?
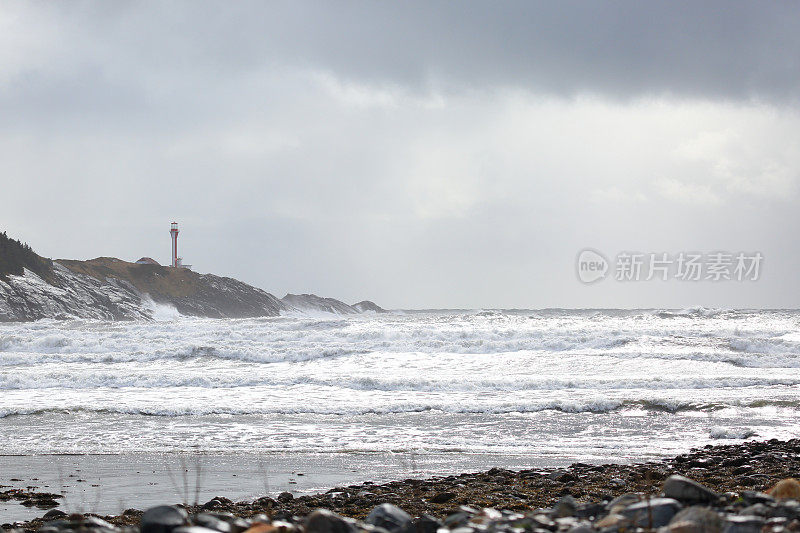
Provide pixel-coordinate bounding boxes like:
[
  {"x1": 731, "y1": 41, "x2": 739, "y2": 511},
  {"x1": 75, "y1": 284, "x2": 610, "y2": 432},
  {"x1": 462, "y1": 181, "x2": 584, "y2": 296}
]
[
  {"x1": 0, "y1": 396, "x2": 797, "y2": 419},
  {"x1": 653, "y1": 306, "x2": 729, "y2": 319},
  {"x1": 709, "y1": 426, "x2": 759, "y2": 439},
  {"x1": 0, "y1": 309, "x2": 799, "y2": 455},
  {"x1": 0, "y1": 369, "x2": 799, "y2": 392},
  {"x1": 142, "y1": 295, "x2": 182, "y2": 321},
  {"x1": 1, "y1": 312, "x2": 797, "y2": 363}
]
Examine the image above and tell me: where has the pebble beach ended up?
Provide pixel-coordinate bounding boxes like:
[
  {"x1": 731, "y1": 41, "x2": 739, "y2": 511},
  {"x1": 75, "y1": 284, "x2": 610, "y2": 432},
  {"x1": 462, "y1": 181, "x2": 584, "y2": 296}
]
[{"x1": 5, "y1": 438, "x2": 800, "y2": 533}]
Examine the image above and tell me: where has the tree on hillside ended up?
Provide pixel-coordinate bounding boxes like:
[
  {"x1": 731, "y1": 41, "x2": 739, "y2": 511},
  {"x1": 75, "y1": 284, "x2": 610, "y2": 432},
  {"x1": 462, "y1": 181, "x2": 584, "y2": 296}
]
[{"x1": 0, "y1": 231, "x2": 54, "y2": 281}]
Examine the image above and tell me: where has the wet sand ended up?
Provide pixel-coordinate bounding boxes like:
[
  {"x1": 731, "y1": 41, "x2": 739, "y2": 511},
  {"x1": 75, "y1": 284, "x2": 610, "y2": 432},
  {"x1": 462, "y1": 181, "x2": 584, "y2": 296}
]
[
  {"x1": 6, "y1": 439, "x2": 800, "y2": 530},
  {"x1": 0, "y1": 450, "x2": 578, "y2": 524}
]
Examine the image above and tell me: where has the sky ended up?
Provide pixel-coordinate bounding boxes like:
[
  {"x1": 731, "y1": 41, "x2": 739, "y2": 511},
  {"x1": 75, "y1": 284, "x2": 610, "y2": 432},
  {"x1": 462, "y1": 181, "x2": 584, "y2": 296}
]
[{"x1": 1, "y1": 1, "x2": 799, "y2": 309}]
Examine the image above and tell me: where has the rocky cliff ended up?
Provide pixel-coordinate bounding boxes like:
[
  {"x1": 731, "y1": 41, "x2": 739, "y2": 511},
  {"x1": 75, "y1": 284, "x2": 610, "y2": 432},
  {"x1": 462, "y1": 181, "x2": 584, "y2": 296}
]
[
  {"x1": 0, "y1": 256, "x2": 286, "y2": 321},
  {"x1": 0, "y1": 233, "x2": 383, "y2": 321},
  {"x1": 57, "y1": 257, "x2": 286, "y2": 319}
]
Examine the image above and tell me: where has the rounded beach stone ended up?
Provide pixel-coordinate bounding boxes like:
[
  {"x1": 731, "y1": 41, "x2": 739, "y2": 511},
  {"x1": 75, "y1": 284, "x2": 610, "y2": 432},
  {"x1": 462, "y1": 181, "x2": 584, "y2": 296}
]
[
  {"x1": 552, "y1": 495, "x2": 578, "y2": 518},
  {"x1": 767, "y1": 479, "x2": 800, "y2": 500},
  {"x1": 722, "y1": 516, "x2": 765, "y2": 533},
  {"x1": 670, "y1": 506, "x2": 723, "y2": 533},
  {"x1": 663, "y1": 475, "x2": 718, "y2": 504},
  {"x1": 141, "y1": 505, "x2": 190, "y2": 533},
  {"x1": 565, "y1": 523, "x2": 595, "y2": 533},
  {"x1": 605, "y1": 493, "x2": 642, "y2": 513},
  {"x1": 667, "y1": 520, "x2": 702, "y2": 533},
  {"x1": 42, "y1": 509, "x2": 67, "y2": 520},
  {"x1": 412, "y1": 515, "x2": 443, "y2": 533},
  {"x1": 621, "y1": 498, "x2": 682, "y2": 528},
  {"x1": 595, "y1": 514, "x2": 625, "y2": 529},
  {"x1": 223, "y1": 517, "x2": 251, "y2": 533},
  {"x1": 365, "y1": 504, "x2": 413, "y2": 533},
  {"x1": 173, "y1": 527, "x2": 226, "y2": 533},
  {"x1": 242, "y1": 524, "x2": 276, "y2": 533},
  {"x1": 429, "y1": 492, "x2": 456, "y2": 504},
  {"x1": 82, "y1": 516, "x2": 117, "y2": 531},
  {"x1": 305, "y1": 509, "x2": 358, "y2": 533},
  {"x1": 193, "y1": 514, "x2": 232, "y2": 533},
  {"x1": 740, "y1": 491, "x2": 775, "y2": 506}
]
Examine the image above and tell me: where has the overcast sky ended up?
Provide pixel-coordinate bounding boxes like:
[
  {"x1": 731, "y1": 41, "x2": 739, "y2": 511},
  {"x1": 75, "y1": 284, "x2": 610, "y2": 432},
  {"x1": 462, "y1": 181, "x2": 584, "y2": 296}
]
[{"x1": 2, "y1": 1, "x2": 799, "y2": 308}]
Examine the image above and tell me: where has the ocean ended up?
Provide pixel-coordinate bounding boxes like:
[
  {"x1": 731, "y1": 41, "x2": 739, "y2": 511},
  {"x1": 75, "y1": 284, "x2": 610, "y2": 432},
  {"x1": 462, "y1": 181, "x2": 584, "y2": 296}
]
[{"x1": 0, "y1": 308, "x2": 798, "y2": 518}]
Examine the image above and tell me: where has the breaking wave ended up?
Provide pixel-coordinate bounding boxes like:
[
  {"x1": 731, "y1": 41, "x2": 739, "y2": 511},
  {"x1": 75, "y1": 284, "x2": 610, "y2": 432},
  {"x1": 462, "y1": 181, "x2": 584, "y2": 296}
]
[
  {"x1": 0, "y1": 372, "x2": 798, "y2": 391},
  {"x1": 1, "y1": 310, "x2": 799, "y2": 370},
  {"x1": 710, "y1": 426, "x2": 759, "y2": 439},
  {"x1": 1, "y1": 398, "x2": 797, "y2": 419},
  {"x1": 652, "y1": 307, "x2": 729, "y2": 319},
  {"x1": 1, "y1": 309, "x2": 800, "y2": 457}
]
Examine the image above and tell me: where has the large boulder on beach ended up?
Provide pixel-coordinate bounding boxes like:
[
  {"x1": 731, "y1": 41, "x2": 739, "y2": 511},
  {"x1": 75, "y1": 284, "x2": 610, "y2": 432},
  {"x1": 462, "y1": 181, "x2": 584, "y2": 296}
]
[
  {"x1": 141, "y1": 506, "x2": 189, "y2": 533},
  {"x1": 365, "y1": 504, "x2": 413, "y2": 533},
  {"x1": 621, "y1": 498, "x2": 682, "y2": 528},
  {"x1": 305, "y1": 509, "x2": 359, "y2": 533},
  {"x1": 668, "y1": 507, "x2": 723, "y2": 533},
  {"x1": 606, "y1": 493, "x2": 642, "y2": 513},
  {"x1": 411, "y1": 515, "x2": 442, "y2": 533},
  {"x1": 664, "y1": 475, "x2": 718, "y2": 504}
]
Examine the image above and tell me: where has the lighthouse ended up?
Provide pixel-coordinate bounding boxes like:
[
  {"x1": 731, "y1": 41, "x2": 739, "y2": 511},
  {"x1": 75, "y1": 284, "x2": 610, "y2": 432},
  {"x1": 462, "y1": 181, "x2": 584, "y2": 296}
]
[
  {"x1": 170, "y1": 222, "x2": 179, "y2": 267},
  {"x1": 168, "y1": 222, "x2": 192, "y2": 270}
]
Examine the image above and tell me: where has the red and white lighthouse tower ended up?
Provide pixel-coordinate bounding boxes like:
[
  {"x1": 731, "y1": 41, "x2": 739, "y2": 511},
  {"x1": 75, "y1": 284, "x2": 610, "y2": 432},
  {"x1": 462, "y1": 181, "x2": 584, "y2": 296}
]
[{"x1": 170, "y1": 222, "x2": 179, "y2": 267}]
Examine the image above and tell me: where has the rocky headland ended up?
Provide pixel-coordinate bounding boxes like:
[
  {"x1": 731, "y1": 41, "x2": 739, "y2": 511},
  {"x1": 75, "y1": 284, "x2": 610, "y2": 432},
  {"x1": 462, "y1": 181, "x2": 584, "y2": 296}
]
[
  {"x1": 280, "y1": 294, "x2": 386, "y2": 315},
  {"x1": 7, "y1": 439, "x2": 800, "y2": 533},
  {"x1": 0, "y1": 232, "x2": 382, "y2": 321}
]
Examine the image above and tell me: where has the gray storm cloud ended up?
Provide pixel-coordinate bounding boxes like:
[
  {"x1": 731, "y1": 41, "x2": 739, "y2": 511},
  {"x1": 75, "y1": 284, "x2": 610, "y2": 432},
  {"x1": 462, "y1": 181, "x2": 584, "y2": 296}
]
[{"x1": 1, "y1": 1, "x2": 799, "y2": 308}]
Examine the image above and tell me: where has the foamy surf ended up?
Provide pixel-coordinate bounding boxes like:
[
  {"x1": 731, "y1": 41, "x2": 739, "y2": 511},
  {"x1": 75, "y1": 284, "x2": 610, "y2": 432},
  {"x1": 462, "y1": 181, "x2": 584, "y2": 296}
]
[{"x1": 0, "y1": 309, "x2": 798, "y2": 456}]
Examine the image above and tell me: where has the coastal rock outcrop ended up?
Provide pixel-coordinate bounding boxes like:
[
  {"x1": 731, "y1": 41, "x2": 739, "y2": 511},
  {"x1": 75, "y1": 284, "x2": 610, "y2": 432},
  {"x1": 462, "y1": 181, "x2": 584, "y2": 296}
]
[
  {"x1": 0, "y1": 263, "x2": 151, "y2": 321},
  {"x1": 0, "y1": 232, "x2": 385, "y2": 322},
  {"x1": 281, "y1": 294, "x2": 359, "y2": 315},
  {"x1": 0, "y1": 259, "x2": 286, "y2": 321},
  {"x1": 352, "y1": 301, "x2": 386, "y2": 313}
]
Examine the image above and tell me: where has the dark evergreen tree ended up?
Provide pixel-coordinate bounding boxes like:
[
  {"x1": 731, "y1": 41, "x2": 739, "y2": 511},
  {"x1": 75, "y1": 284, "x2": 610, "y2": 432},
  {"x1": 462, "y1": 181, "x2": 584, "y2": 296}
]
[{"x1": 0, "y1": 231, "x2": 54, "y2": 282}]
